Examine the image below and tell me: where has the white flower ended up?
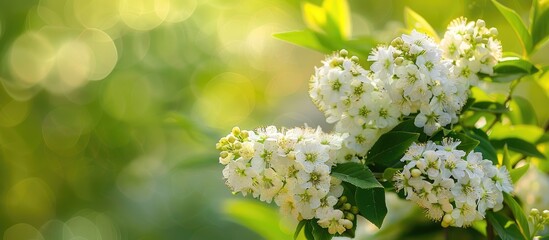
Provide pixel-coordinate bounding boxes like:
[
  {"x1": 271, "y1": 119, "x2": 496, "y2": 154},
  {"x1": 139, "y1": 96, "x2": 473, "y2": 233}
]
[
  {"x1": 317, "y1": 209, "x2": 353, "y2": 235},
  {"x1": 451, "y1": 201, "x2": 480, "y2": 227},
  {"x1": 297, "y1": 164, "x2": 331, "y2": 194},
  {"x1": 493, "y1": 166, "x2": 513, "y2": 193},
  {"x1": 451, "y1": 175, "x2": 481, "y2": 206},
  {"x1": 258, "y1": 168, "x2": 284, "y2": 203},
  {"x1": 295, "y1": 141, "x2": 329, "y2": 173}
]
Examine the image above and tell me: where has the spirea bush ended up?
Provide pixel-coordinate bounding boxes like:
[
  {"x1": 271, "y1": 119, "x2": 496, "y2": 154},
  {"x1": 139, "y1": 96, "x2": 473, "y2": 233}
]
[{"x1": 217, "y1": 0, "x2": 549, "y2": 239}]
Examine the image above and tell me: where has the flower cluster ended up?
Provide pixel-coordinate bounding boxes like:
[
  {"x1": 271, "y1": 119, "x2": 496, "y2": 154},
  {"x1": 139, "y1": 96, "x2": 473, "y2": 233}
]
[
  {"x1": 217, "y1": 126, "x2": 355, "y2": 234},
  {"x1": 310, "y1": 30, "x2": 472, "y2": 156},
  {"x1": 529, "y1": 208, "x2": 549, "y2": 236},
  {"x1": 440, "y1": 17, "x2": 502, "y2": 86},
  {"x1": 393, "y1": 138, "x2": 513, "y2": 227}
]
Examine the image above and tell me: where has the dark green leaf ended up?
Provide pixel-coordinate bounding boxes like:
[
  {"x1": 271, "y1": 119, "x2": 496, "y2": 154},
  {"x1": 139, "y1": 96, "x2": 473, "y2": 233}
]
[
  {"x1": 469, "y1": 101, "x2": 509, "y2": 113},
  {"x1": 273, "y1": 30, "x2": 329, "y2": 53},
  {"x1": 355, "y1": 188, "x2": 387, "y2": 228},
  {"x1": 466, "y1": 129, "x2": 499, "y2": 163},
  {"x1": 382, "y1": 168, "x2": 400, "y2": 182},
  {"x1": 332, "y1": 162, "x2": 383, "y2": 189},
  {"x1": 490, "y1": 72, "x2": 528, "y2": 82},
  {"x1": 391, "y1": 118, "x2": 423, "y2": 134},
  {"x1": 537, "y1": 133, "x2": 549, "y2": 144},
  {"x1": 494, "y1": 57, "x2": 538, "y2": 74},
  {"x1": 367, "y1": 131, "x2": 420, "y2": 170},
  {"x1": 492, "y1": 0, "x2": 533, "y2": 54},
  {"x1": 486, "y1": 211, "x2": 527, "y2": 240},
  {"x1": 295, "y1": 220, "x2": 307, "y2": 240},
  {"x1": 311, "y1": 220, "x2": 333, "y2": 240},
  {"x1": 503, "y1": 193, "x2": 530, "y2": 239},
  {"x1": 461, "y1": 97, "x2": 476, "y2": 112},
  {"x1": 491, "y1": 138, "x2": 546, "y2": 159},
  {"x1": 510, "y1": 163, "x2": 529, "y2": 182},
  {"x1": 304, "y1": 220, "x2": 314, "y2": 240},
  {"x1": 446, "y1": 132, "x2": 480, "y2": 153},
  {"x1": 403, "y1": 7, "x2": 439, "y2": 41}
]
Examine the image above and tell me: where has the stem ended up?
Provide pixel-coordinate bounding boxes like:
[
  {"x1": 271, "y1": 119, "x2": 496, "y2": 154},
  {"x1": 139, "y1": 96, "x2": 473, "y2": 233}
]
[
  {"x1": 486, "y1": 79, "x2": 520, "y2": 132},
  {"x1": 487, "y1": 220, "x2": 495, "y2": 240}
]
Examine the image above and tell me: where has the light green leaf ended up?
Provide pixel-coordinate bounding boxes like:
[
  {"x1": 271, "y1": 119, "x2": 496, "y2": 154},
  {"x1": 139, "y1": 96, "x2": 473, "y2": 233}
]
[
  {"x1": 486, "y1": 211, "x2": 527, "y2": 240},
  {"x1": 490, "y1": 138, "x2": 546, "y2": 159},
  {"x1": 403, "y1": 7, "x2": 439, "y2": 41},
  {"x1": 492, "y1": 0, "x2": 533, "y2": 54},
  {"x1": 469, "y1": 101, "x2": 509, "y2": 113},
  {"x1": 322, "y1": 0, "x2": 351, "y2": 38},
  {"x1": 506, "y1": 96, "x2": 538, "y2": 125},
  {"x1": 295, "y1": 220, "x2": 307, "y2": 240},
  {"x1": 355, "y1": 188, "x2": 387, "y2": 228},
  {"x1": 303, "y1": 2, "x2": 327, "y2": 34},
  {"x1": 510, "y1": 163, "x2": 529, "y2": 183},
  {"x1": 273, "y1": 30, "x2": 329, "y2": 53},
  {"x1": 490, "y1": 124, "x2": 544, "y2": 143},
  {"x1": 223, "y1": 199, "x2": 293, "y2": 240},
  {"x1": 382, "y1": 168, "x2": 400, "y2": 182},
  {"x1": 332, "y1": 162, "x2": 383, "y2": 189},
  {"x1": 502, "y1": 144, "x2": 512, "y2": 170},
  {"x1": 367, "y1": 131, "x2": 420, "y2": 171},
  {"x1": 503, "y1": 193, "x2": 530, "y2": 239},
  {"x1": 531, "y1": 0, "x2": 549, "y2": 49},
  {"x1": 494, "y1": 57, "x2": 538, "y2": 74}
]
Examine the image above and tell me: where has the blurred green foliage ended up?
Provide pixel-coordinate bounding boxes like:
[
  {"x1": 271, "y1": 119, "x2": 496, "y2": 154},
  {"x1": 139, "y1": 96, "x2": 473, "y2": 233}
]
[{"x1": 0, "y1": 0, "x2": 548, "y2": 239}]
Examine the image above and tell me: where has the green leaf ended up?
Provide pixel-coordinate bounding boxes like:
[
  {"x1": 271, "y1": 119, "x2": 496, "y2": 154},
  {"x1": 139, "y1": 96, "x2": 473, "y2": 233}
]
[
  {"x1": 332, "y1": 162, "x2": 383, "y2": 189},
  {"x1": 506, "y1": 96, "x2": 538, "y2": 125},
  {"x1": 537, "y1": 133, "x2": 549, "y2": 144},
  {"x1": 304, "y1": 220, "x2": 314, "y2": 240},
  {"x1": 391, "y1": 118, "x2": 423, "y2": 134},
  {"x1": 461, "y1": 97, "x2": 476, "y2": 112},
  {"x1": 531, "y1": 0, "x2": 549, "y2": 49},
  {"x1": 466, "y1": 129, "x2": 499, "y2": 164},
  {"x1": 310, "y1": 220, "x2": 333, "y2": 240},
  {"x1": 469, "y1": 101, "x2": 509, "y2": 113},
  {"x1": 490, "y1": 124, "x2": 544, "y2": 144},
  {"x1": 355, "y1": 187, "x2": 387, "y2": 228},
  {"x1": 223, "y1": 200, "x2": 294, "y2": 240},
  {"x1": 492, "y1": 0, "x2": 533, "y2": 54},
  {"x1": 491, "y1": 138, "x2": 546, "y2": 159},
  {"x1": 273, "y1": 30, "x2": 329, "y2": 53},
  {"x1": 303, "y1": 2, "x2": 327, "y2": 34},
  {"x1": 446, "y1": 132, "x2": 480, "y2": 153},
  {"x1": 510, "y1": 163, "x2": 529, "y2": 184},
  {"x1": 367, "y1": 131, "x2": 420, "y2": 171},
  {"x1": 502, "y1": 144, "x2": 512, "y2": 170},
  {"x1": 322, "y1": 0, "x2": 351, "y2": 39},
  {"x1": 403, "y1": 7, "x2": 439, "y2": 41},
  {"x1": 503, "y1": 193, "x2": 530, "y2": 239},
  {"x1": 490, "y1": 57, "x2": 538, "y2": 82},
  {"x1": 295, "y1": 220, "x2": 307, "y2": 240},
  {"x1": 382, "y1": 168, "x2": 400, "y2": 182},
  {"x1": 486, "y1": 211, "x2": 527, "y2": 240}
]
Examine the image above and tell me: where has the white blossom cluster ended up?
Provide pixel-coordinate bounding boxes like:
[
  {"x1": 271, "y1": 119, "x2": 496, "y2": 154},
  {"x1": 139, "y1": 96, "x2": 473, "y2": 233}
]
[
  {"x1": 393, "y1": 138, "x2": 513, "y2": 227},
  {"x1": 217, "y1": 126, "x2": 354, "y2": 234},
  {"x1": 310, "y1": 30, "x2": 471, "y2": 156},
  {"x1": 440, "y1": 17, "x2": 502, "y2": 86}
]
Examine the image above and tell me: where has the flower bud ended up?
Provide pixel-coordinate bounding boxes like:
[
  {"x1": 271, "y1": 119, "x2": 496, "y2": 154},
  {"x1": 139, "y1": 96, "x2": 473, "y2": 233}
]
[
  {"x1": 231, "y1": 126, "x2": 241, "y2": 136},
  {"x1": 351, "y1": 56, "x2": 359, "y2": 62},
  {"x1": 394, "y1": 57, "x2": 404, "y2": 65},
  {"x1": 228, "y1": 135, "x2": 236, "y2": 143},
  {"x1": 234, "y1": 141, "x2": 242, "y2": 149},
  {"x1": 411, "y1": 169, "x2": 422, "y2": 178},
  {"x1": 531, "y1": 208, "x2": 540, "y2": 217},
  {"x1": 476, "y1": 19, "x2": 485, "y2": 28},
  {"x1": 443, "y1": 214, "x2": 453, "y2": 224},
  {"x1": 339, "y1": 196, "x2": 348, "y2": 204},
  {"x1": 340, "y1": 49, "x2": 349, "y2": 57},
  {"x1": 441, "y1": 221, "x2": 450, "y2": 228},
  {"x1": 343, "y1": 203, "x2": 352, "y2": 210},
  {"x1": 220, "y1": 151, "x2": 229, "y2": 158},
  {"x1": 351, "y1": 206, "x2": 359, "y2": 215},
  {"x1": 346, "y1": 212, "x2": 355, "y2": 221},
  {"x1": 391, "y1": 37, "x2": 403, "y2": 47},
  {"x1": 489, "y1": 27, "x2": 498, "y2": 36},
  {"x1": 543, "y1": 210, "x2": 549, "y2": 219}
]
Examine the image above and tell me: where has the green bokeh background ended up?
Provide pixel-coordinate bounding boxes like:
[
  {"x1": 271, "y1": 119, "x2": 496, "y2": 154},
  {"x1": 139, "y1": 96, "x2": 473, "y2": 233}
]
[{"x1": 0, "y1": 0, "x2": 546, "y2": 239}]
